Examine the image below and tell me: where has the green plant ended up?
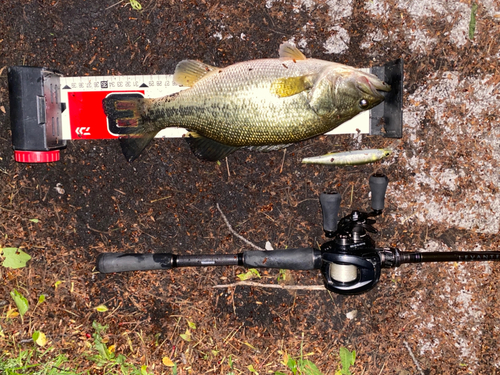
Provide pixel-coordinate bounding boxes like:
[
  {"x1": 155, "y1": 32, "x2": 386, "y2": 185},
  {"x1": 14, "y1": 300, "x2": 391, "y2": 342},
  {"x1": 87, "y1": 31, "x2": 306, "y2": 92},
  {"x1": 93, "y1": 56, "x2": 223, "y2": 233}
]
[
  {"x1": 335, "y1": 347, "x2": 356, "y2": 375},
  {"x1": 0, "y1": 320, "x2": 157, "y2": 374},
  {"x1": 227, "y1": 355, "x2": 235, "y2": 375},
  {"x1": 129, "y1": 0, "x2": 141, "y2": 10},
  {"x1": 277, "y1": 269, "x2": 287, "y2": 283},
  {"x1": 10, "y1": 288, "x2": 29, "y2": 323},
  {"x1": 275, "y1": 355, "x2": 323, "y2": 375},
  {"x1": 1, "y1": 247, "x2": 31, "y2": 269},
  {"x1": 88, "y1": 321, "x2": 153, "y2": 375},
  {"x1": 0, "y1": 347, "x2": 78, "y2": 374},
  {"x1": 469, "y1": 3, "x2": 478, "y2": 39},
  {"x1": 276, "y1": 334, "x2": 323, "y2": 375},
  {"x1": 237, "y1": 268, "x2": 261, "y2": 281}
]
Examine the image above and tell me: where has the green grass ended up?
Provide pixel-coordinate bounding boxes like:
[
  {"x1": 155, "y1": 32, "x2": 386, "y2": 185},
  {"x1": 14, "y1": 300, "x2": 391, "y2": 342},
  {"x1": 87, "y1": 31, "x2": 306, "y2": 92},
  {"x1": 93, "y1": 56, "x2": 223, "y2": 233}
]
[
  {"x1": 271, "y1": 346, "x2": 355, "y2": 375},
  {"x1": 0, "y1": 348, "x2": 77, "y2": 375},
  {"x1": 0, "y1": 321, "x2": 154, "y2": 375}
]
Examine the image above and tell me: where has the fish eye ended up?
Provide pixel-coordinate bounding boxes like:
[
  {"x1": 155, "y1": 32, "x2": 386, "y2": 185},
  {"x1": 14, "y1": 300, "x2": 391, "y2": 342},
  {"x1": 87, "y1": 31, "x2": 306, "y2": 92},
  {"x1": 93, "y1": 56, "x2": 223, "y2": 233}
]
[{"x1": 359, "y1": 99, "x2": 369, "y2": 108}]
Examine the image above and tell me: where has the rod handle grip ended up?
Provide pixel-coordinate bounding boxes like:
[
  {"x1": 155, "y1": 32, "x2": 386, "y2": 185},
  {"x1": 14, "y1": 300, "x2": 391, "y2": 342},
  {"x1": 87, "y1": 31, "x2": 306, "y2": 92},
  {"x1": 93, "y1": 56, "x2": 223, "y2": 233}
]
[
  {"x1": 97, "y1": 253, "x2": 174, "y2": 273},
  {"x1": 243, "y1": 248, "x2": 321, "y2": 270}
]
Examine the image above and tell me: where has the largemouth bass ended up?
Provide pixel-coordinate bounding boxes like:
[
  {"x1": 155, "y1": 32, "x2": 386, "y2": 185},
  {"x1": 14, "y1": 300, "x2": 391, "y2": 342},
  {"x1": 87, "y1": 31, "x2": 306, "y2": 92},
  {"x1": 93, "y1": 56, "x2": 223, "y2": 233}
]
[
  {"x1": 301, "y1": 148, "x2": 392, "y2": 165},
  {"x1": 103, "y1": 43, "x2": 391, "y2": 162}
]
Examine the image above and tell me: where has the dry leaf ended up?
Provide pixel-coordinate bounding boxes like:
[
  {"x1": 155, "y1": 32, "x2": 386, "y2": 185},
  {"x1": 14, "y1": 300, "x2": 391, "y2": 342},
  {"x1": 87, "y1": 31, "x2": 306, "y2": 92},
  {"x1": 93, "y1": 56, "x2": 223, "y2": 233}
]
[{"x1": 162, "y1": 356, "x2": 175, "y2": 367}]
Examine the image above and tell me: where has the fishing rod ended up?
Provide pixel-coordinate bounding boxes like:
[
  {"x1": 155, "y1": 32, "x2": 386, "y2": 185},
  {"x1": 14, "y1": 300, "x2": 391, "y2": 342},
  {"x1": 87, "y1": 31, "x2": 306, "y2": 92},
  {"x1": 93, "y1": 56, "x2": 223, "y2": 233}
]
[{"x1": 97, "y1": 174, "x2": 500, "y2": 295}]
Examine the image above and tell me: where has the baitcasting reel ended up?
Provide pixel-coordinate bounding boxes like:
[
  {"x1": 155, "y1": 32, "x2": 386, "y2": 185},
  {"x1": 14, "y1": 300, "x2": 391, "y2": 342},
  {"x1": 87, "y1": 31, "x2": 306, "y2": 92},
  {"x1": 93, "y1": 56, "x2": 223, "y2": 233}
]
[
  {"x1": 97, "y1": 174, "x2": 500, "y2": 295},
  {"x1": 319, "y1": 174, "x2": 391, "y2": 294}
]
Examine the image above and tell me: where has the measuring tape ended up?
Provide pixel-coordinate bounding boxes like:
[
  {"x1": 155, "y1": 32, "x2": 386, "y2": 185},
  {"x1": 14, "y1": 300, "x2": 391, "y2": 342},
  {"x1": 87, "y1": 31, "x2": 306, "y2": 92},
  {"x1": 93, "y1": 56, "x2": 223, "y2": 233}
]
[{"x1": 7, "y1": 61, "x2": 402, "y2": 163}]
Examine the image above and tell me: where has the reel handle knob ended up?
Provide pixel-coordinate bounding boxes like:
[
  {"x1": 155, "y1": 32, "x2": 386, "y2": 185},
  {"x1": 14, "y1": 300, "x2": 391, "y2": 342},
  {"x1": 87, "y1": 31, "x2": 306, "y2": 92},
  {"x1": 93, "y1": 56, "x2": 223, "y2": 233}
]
[
  {"x1": 320, "y1": 192, "x2": 341, "y2": 237},
  {"x1": 369, "y1": 174, "x2": 389, "y2": 212}
]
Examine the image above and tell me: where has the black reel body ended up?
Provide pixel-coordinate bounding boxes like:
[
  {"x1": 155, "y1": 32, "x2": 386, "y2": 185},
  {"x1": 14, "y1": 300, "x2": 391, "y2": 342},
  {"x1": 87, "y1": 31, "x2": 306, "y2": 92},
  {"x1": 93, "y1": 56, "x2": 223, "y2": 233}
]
[
  {"x1": 318, "y1": 174, "x2": 388, "y2": 294},
  {"x1": 321, "y1": 250, "x2": 381, "y2": 295},
  {"x1": 319, "y1": 212, "x2": 382, "y2": 295}
]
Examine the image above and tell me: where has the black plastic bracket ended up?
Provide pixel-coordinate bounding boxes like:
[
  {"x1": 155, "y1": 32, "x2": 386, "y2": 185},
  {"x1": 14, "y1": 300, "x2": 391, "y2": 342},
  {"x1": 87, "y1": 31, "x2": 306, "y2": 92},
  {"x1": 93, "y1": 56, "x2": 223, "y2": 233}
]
[
  {"x1": 370, "y1": 59, "x2": 404, "y2": 138},
  {"x1": 8, "y1": 66, "x2": 66, "y2": 151}
]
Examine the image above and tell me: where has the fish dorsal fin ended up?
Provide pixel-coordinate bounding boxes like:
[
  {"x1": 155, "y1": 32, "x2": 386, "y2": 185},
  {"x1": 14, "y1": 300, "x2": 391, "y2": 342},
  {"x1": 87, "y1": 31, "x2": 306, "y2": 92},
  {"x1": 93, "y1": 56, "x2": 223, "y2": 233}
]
[
  {"x1": 184, "y1": 132, "x2": 239, "y2": 161},
  {"x1": 270, "y1": 75, "x2": 315, "y2": 97},
  {"x1": 173, "y1": 60, "x2": 219, "y2": 87},
  {"x1": 279, "y1": 42, "x2": 307, "y2": 61}
]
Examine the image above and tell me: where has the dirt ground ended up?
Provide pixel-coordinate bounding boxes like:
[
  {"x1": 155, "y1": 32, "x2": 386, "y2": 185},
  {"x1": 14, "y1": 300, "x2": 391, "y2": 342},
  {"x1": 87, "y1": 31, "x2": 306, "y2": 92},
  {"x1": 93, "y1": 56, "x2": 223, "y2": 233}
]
[{"x1": 1, "y1": 0, "x2": 500, "y2": 374}]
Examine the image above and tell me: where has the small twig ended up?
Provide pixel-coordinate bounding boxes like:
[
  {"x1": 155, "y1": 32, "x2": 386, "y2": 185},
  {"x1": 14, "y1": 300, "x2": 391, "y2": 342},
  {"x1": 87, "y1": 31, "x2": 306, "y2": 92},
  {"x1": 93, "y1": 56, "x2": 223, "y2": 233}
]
[
  {"x1": 86, "y1": 224, "x2": 119, "y2": 234},
  {"x1": 56, "y1": 308, "x2": 79, "y2": 319},
  {"x1": 150, "y1": 195, "x2": 172, "y2": 203},
  {"x1": 280, "y1": 149, "x2": 286, "y2": 173},
  {"x1": 86, "y1": 224, "x2": 108, "y2": 234},
  {"x1": 114, "y1": 188, "x2": 126, "y2": 195},
  {"x1": 216, "y1": 203, "x2": 264, "y2": 250},
  {"x1": 213, "y1": 281, "x2": 324, "y2": 290},
  {"x1": 223, "y1": 323, "x2": 243, "y2": 344},
  {"x1": 225, "y1": 157, "x2": 231, "y2": 178},
  {"x1": 377, "y1": 362, "x2": 386, "y2": 375},
  {"x1": 404, "y1": 341, "x2": 424, "y2": 375},
  {"x1": 105, "y1": 0, "x2": 125, "y2": 10}
]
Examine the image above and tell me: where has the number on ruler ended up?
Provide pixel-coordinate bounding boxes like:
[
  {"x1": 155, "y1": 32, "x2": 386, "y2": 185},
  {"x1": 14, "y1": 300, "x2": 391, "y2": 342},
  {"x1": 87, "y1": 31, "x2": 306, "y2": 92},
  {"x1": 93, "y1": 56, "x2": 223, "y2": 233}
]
[
  {"x1": 101, "y1": 81, "x2": 108, "y2": 88},
  {"x1": 117, "y1": 82, "x2": 123, "y2": 87}
]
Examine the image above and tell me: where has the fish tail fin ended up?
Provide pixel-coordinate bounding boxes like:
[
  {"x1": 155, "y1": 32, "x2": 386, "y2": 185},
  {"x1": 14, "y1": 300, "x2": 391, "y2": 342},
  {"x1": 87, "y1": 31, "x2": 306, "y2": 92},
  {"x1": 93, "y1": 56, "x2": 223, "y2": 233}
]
[
  {"x1": 102, "y1": 97, "x2": 157, "y2": 162},
  {"x1": 102, "y1": 97, "x2": 147, "y2": 127}
]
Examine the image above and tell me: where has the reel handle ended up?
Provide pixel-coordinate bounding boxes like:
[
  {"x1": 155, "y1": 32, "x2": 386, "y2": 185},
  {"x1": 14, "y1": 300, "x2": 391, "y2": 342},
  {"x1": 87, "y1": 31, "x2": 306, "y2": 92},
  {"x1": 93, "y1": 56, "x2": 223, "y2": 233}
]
[
  {"x1": 319, "y1": 192, "x2": 341, "y2": 237},
  {"x1": 369, "y1": 174, "x2": 389, "y2": 212}
]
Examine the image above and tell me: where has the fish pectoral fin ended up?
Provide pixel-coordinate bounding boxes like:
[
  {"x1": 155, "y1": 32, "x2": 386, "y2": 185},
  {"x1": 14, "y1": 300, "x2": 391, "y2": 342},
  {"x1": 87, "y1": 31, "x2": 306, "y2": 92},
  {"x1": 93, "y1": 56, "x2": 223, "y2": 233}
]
[
  {"x1": 119, "y1": 132, "x2": 158, "y2": 163},
  {"x1": 173, "y1": 60, "x2": 219, "y2": 87},
  {"x1": 270, "y1": 75, "x2": 315, "y2": 97},
  {"x1": 279, "y1": 42, "x2": 307, "y2": 61},
  {"x1": 184, "y1": 132, "x2": 239, "y2": 161}
]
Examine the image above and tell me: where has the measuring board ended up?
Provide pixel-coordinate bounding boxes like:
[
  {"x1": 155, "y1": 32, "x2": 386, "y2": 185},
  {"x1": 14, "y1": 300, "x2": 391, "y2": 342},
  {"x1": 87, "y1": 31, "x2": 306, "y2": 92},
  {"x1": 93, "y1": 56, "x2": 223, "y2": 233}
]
[{"x1": 7, "y1": 60, "x2": 403, "y2": 163}]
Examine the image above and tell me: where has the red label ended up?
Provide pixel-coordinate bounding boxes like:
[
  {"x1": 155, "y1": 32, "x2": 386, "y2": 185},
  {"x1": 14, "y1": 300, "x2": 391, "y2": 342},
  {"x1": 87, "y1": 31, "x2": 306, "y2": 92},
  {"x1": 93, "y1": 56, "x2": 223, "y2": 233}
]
[{"x1": 67, "y1": 90, "x2": 144, "y2": 139}]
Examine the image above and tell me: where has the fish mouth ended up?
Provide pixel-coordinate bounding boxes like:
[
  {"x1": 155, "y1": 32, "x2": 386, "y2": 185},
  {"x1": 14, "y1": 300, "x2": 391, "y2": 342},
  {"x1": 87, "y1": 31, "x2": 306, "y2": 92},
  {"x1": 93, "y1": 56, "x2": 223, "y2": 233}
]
[{"x1": 356, "y1": 74, "x2": 391, "y2": 101}]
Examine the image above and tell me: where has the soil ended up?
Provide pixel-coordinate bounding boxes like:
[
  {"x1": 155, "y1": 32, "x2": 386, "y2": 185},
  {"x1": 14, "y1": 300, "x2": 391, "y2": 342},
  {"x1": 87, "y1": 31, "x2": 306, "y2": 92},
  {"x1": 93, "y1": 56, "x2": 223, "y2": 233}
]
[{"x1": 1, "y1": 0, "x2": 500, "y2": 374}]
